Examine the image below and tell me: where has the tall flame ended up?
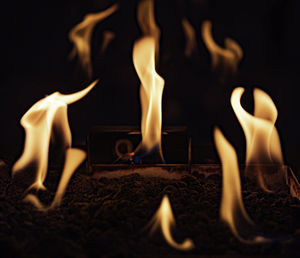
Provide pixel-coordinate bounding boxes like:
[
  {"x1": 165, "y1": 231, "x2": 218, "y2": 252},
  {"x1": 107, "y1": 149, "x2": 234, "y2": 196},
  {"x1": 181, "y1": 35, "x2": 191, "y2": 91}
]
[
  {"x1": 214, "y1": 127, "x2": 268, "y2": 243},
  {"x1": 231, "y1": 87, "x2": 283, "y2": 165},
  {"x1": 148, "y1": 195, "x2": 194, "y2": 250},
  {"x1": 137, "y1": 0, "x2": 160, "y2": 61},
  {"x1": 133, "y1": 37, "x2": 164, "y2": 159},
  {"x1": 69, "y1": 4, "x2": 118, "y2": 78},
  {"x1": 201, "y1": 20, "x2": 243, "y2": 79},
  {"x1": 181, "y1": 18, "x2": 197, "y2": 57},
  {"x1": 12, "y1": 80, "x2": 98, "y2": 191}
]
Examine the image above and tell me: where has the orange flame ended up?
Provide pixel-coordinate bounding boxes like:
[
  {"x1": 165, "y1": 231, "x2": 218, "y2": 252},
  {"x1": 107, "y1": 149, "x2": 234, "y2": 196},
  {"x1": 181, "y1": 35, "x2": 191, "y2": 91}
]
[
  {"x1": 133, "y1": 37, "x2": 164, "y2": 159},
  {"x1": 24, "y1": 148, "x2": 86, "y2": 211},
  {"x1": 12, "y1": 80, "x2": 98, "y2": 191},
  {"x1": 148, "y1": 195, "x2": 194, "y2": 250},
  {"x1": 69, "y1": 4, "x2": 118, "y2": 78},
  {"x1": 214, "y1": 127, "x2": 268, "y2": 243},
  {"x1": 201, "y1": 20, "x2": 243, "y2": 78},
  {"x1": 231, "y1": 87, "x2": 283, "y2": 165},
  {"x1": 137, "y1": 0, "x2": 160, "y2": 61},
  {"x1": 181, "y1": 18, "x2": 197, "y2": 57},
  {"x1": 100, "y1": 31, "x2": 115, "y2": 53}
]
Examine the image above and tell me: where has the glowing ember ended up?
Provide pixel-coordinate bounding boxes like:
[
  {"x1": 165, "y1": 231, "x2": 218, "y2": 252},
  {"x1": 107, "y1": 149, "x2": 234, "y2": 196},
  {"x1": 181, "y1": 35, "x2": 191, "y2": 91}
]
[
  {"x1": 214, "y1": 127, "x2": 269, "y2": 243},
  {"x1": 12, "y1": 80, "x2": 98, "y2": 192},
  {"x1": 181, "y1": 18, "x2": 197, "y2": 57},
  {"x1": 69, "y1": 4, "x2": 118, "y2": 78},
  {"x1": 137, "y1": 0, "x2": 160, "y2": 61},
  {"x1": 24, "y1": 148, "x2": 86, "y2": 211},
  {"x1": 148, "y1": 195, "x2": 194, "y2": 250},
  {"x1": 133, "y1": 37, "x2": 164, "y2": 160},
  {"x1": 201, "y1": 20, "x2": 243, "y2": 80}
]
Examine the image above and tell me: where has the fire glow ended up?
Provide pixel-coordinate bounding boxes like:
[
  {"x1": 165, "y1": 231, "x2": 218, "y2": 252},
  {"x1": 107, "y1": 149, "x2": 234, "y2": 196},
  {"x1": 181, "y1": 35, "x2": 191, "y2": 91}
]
[
  {"x1": 69, "y1": 4, "x2": 118, "y2": 79},
  {"x1": 13, "y1": 81, "x2": 97, "y2": 210},
  {"x1": 8, "y1": 1, "x2": 298, "y2": 253},
  {"x1": 202, "y1": 20, "x2": 243, "y2": 80},
  {"x1": 148, "y1": 195, "x2": 194, "y2": 250}
]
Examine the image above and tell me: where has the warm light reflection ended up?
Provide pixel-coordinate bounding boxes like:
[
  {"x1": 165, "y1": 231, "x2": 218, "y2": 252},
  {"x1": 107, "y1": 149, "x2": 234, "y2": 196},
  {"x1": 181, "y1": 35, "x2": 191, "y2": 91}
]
[
  {"x1": 231, "y1": 87, "x2": 283, "y2": 165},
  {"x1": 24, "y1": 148, "x2": 86, "y2": 211},
  {"x1": 133, "y1": 37, "x2": 164, "y2": 159},
  {"x1": 69, "y1": 4, "x2": 118, "y2": 78},
  {"x1": 181, "y1": 18, "x2": 197, "y2": 57},
  {"x1": 148, "y1": 195, "x2": 194, "y2": 251},
  {"x1": 12, "y1": 80, "x2": 98, "y2": 192},
  {"x1": 137, "y1": 0, "x2": 160, "y2": 61},
  {"x1": 214, "y1": 127, "x2": 268, "y2": 243},
  {"x1": 201, "y1": 20, "x2": 242, "y2": 80}
]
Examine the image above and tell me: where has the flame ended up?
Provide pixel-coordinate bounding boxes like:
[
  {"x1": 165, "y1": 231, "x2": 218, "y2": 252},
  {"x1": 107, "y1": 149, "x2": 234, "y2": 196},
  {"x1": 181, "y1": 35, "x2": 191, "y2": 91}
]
[
  {"x1": 214, "y1": 127, "x2": 268, "y2": 243},
  {"x1": 24, "y1": 148, "x2": 86, "y2": 211},
  {"x1": 137, "y1": 0, "x2": 160, "y2": 61},
  {"x1": 69, "y1": 4, "x2": 118, "y2": 78},
  {"x1": 148, "y1": 195, "x2": 194, "y2": 250},
  {"x1": 230, "y1": 87, "x2": 283, "y2": 165},
  {"x1": 100, "y1": 31, "x2": 115, "y2": 53},
  {"x1": 201, "y1": 20, "x2": 242, "y2": 79},
  {"x1": 133, "y1": 37, "x2": 164, "y2": 159},
  {"x1": 12, "y1": 80, "x2": 98, "y2": 191},
  {"x1": 181, "y1": 18, "x2": 197, "y2": 57}
]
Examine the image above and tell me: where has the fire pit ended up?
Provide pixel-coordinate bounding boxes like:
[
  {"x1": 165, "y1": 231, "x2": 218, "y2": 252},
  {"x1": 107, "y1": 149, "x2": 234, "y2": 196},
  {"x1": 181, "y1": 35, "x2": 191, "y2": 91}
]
[{"x1": 2, "y1": 0, "x2": 300, "y2": 257}]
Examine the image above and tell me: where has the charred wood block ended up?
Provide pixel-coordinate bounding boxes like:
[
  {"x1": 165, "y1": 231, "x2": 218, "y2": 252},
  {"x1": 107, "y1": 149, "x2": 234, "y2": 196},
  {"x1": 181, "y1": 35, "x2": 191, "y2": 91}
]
[{"x1": 87, "y1": 126, "x2": 191, "y2": 171}]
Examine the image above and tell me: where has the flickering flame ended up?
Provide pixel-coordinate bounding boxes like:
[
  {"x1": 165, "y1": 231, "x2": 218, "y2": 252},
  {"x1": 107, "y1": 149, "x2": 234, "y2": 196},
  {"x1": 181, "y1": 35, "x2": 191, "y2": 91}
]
[
  {"x1": 214, "y1": 127, "x2": 268, "y2": 243},
  {"x1": 201, "y1": 20, "x2": 243, "y2": 79},
  {"x1": 133, "y1": 37, "x2": 164, "y2": 159},
  {"x1": 12, "y1": 80, "x2": 98, "y2": 191},
  {"x1": 69, "y1": 4, "x2": 118, "y2": 78},
  {"x1": 24, "y1": 148, "x2": 86, "y2": 211},
  {"x1": 100, "y1": 31, "x2": 115, "y2": 53},
  {"x1": 137, "y1": 0, "x2": 160, "y2": 61},
  {"x1": 181, "y1": 18, "x2": 197, "y2": 57},
  {"x1": 231, "y1": 87, "x2": 283, "y2": 165},
  {"x1": 148, "y1": 195, "x2": 194, "y2": 250}
]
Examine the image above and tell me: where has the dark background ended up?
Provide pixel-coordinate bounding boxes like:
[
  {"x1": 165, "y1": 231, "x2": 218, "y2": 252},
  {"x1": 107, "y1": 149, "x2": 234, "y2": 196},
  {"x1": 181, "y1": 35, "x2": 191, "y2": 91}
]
[{"x1": 1, "y1": 0, "x2": 300, "y2": 169}]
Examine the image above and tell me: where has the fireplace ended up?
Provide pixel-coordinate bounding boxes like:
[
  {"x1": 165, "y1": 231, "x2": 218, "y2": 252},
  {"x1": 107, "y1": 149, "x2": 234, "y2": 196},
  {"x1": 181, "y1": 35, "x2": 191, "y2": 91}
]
[{"x1": 1, "y1": 0, "x2": 300, "y2": 256}]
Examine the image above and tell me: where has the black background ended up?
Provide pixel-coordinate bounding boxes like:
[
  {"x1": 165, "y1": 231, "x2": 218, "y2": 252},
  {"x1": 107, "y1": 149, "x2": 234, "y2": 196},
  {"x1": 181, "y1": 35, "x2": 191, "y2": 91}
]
[{"x1": 1, "y1": 0, "x2": 300, "y2": 167}]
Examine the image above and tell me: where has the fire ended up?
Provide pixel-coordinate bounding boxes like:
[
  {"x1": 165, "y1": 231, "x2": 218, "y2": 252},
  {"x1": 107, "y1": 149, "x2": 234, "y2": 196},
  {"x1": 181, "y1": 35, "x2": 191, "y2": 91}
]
[
  {"x1": 12, "y1": 80, "x2": 97, "y2": 193},
  {"x1": 69, "y1": 4, "x2": 118, "y2": 78},
  {"x1": 201, "y1": 20, "x2": 243, "y2": 79},
  {"x1": 214, "y1": 127, "x2": 268, "y2": 243},
  {"x1": 24, "y1": 148, "x2": 86, "y2": 211},
  {"x1": 148, "y1": 195, "x2": 194, "y2": 250},
  {"x1": 137, "y1": 0, "x2": 160, "y2": 61},
  {"x1": 133, "y1": 37, "x2": 164, "y2": 160},
  {"x1": 231, "y1": 87, "x2": 283, "y2": 165},
  {"x1": 100, "y1": 31, "x2": 115, "y2": 53},
  {"x1": 181, "y1": 18, "x2": 197, "y2": 57}
]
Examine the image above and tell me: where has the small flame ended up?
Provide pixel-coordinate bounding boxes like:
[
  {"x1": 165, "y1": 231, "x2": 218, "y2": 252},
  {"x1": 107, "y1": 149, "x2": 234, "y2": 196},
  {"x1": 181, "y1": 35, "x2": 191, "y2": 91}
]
[
  {"x1": 231, "y1": 87, "x2": 283, "y2": 165},
  {"x1": 69, "y1": 4, "x2": 118, "y2": 78},
  {"x1": 201, "y1": 20, "x2": 242, "y2": 79},
  {"x1": 137, "y1": 0, "x2": 160, "y2": 61},
  {"x1": 100, "y1": 31, "x2": 115, "y2": 53},
  {"x1": 181, "y1": 18, "x2": 197, "y2": 57},
  {"x1": 24, "y1": 148, "x2": 86, "y2": 211},
  {"x1": 148, "y1": 195, "x2": 194, "y2": 251},
  {"x1": 12, "y1": 80, "x2": 98, "y2": 191},
  {"x1": 214, "y1": 127, "x2": 268, "y2": 243},
  {"x1": 133, "y1": 37, "x2": 164, "y2": 159}
]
